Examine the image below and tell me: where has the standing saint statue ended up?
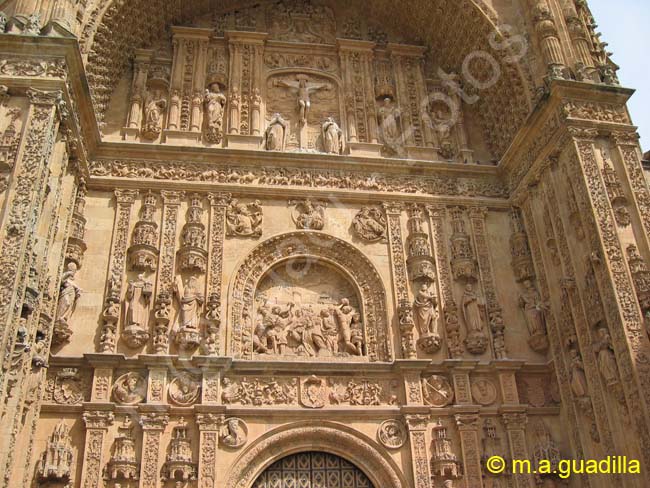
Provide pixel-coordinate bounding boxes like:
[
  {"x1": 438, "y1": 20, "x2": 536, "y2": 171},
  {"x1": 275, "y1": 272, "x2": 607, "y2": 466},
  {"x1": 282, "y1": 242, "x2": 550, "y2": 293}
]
[
  {"x1": 274, "y1": 75, "x2": 329, "y2": 124},
  {"x1": 593, "y1": 327, "x2": 619, "y2": 386},
  {"x1": 461, "y1": 282, "x2": 485, "y2": 333},
  {"x1": 55, "y1": 263, "x2": 82, "y2": 327},
  {"x1": 377, "y1": 97, "x2": 403, "y2": 155},
  {"x1": 124, "y1": 273, "x2": 152, "y2": 329},
  {"x1": 413, "y1": 282, "x2": 439, "y2": 337},
  {"x1": 519, "y1": 280, "x2": 548, "y2": 337},
  {"x1": 263, "y1": 113, "x2": 289, "y2": 151},
  {"x1": 204, "y1": 83, "x2": 227, "y2": 143},
  {"x1": 141, "y1": 90, "x2": 167, "y2": 140},
  {"x1": 321, "y1": 116, "x2": 344, "y2": 154},
  {"x1": 174, "y1": 276, "x2": 204, "y2": 331}
]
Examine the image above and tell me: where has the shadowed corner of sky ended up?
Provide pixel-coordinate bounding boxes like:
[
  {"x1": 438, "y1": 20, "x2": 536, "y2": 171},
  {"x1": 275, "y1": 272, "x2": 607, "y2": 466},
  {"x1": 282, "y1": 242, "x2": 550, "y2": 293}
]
[{"x1": 588, "y1": 0, "x2": 650, "y2": 153}]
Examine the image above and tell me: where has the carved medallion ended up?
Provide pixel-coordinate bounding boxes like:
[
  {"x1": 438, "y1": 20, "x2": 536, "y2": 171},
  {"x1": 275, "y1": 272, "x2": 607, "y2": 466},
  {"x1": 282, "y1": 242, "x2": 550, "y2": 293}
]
[
  {"x1": 377, "y1": 420, "x2": 407, "y2": 449},
  {"x1": 46, "y1": 368, "x2": 86, "y2": 405},
  {"x1": 220, "y1": 418, "x2": 248, "y2": 449},
  {"x1": 168, "y1": 373, "x2": 201, "y2": 406},
  {"x1": 112, "y1": 372, "x2": 147, "y2": 405},
  {"x1": 422, "y1": 375, "x2": 454, "y2": 407},
  {"x1": 226, "y1": 199, "x2": 263, "y2": 237},
  {"x1": 300, "y1": 375, "x2": 326, "y2": 408},
  {"x1": 289, "y1": 199, "x2": 327, "y2": 230},
  {"x1": 470, "y1": 378, "x2": 497, "y2": 406},
  {"x1": 352, "y1": 206, "x2": 387, "y2": 242}
]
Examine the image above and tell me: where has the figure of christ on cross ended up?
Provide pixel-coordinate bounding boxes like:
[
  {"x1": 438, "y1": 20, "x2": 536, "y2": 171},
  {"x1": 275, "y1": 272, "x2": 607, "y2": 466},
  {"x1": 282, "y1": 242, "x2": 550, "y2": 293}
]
[{"x1": 274, "y1": 74, "x2": 330, "y2": 125}]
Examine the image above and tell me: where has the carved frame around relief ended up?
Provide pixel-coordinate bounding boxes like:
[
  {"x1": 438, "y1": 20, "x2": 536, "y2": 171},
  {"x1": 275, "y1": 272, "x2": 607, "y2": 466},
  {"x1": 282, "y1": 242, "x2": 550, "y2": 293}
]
[{"x1": 227, "y1": 231, "x2": 391, "y2": 361}]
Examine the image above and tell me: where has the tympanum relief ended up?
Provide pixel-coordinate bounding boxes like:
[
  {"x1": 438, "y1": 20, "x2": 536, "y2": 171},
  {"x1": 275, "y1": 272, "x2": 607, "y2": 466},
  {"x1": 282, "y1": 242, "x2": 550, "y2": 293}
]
[{"x1": 253, "y1": 260, "x2": 366, "y2": 359}]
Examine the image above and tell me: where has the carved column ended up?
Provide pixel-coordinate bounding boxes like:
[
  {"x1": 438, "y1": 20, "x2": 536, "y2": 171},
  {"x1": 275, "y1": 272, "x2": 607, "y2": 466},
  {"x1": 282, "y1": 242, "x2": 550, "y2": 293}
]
[
  {"x1": 383, "y1": 203, "x2": 416, "y2": 358},
  {"x1": 455, "y1": 414, "x2": 483, "y2": 488},
  {"x1": 196, "y1": 413, "x2": 220, "y2": 488},
  {"x1": 123, "y1": 49, "x2": 151, "y2": 140},
  {"x1": 468, "y1": 207, "x2": 505, "y2": 358},
  {"x1": 167, "y1": 38, "x2": 184, "y2": 131},
  {"x1": 532, "y1": 0, "x2": 567, "y2": 77},
  {"x1": 426, "y1": 205, "x2": 463, "y2": 358},
  {"x1": 0, "y1": 89, "x2": 61, "y2": 376},
  {"x1": 51, "y1": 0, "x2": 77, "y2": 32},
  {"x1": 80, "y1": 410, "x2": 114, "y2": 488},
  {"x1": 153, "y1": 191, "x2": 183, "y2": 354},
  {"x1": 98, "y1": 189, "x2": 138, "y2": 353},
  {"x1": 564, "y1": 130, "x2": 650, "y2": 472},
  {"x1": 405, "y1": 414, "x2": 432, "y2": 488},
  {"x1": 203, "y1": 193, "x2": 230, "y2": 355},
  {"x1": 501, "y1": 413, "x2": 535, "y2": 488},
  {"x1": 64, "y1": 177, "x2": 88, "y2": 268},
  {"x1": 562, "y1": 1, "x2": 596, "y2": 79},
  {"x1": 139, "y1": 412, "x2": 169, "y2": 488}
]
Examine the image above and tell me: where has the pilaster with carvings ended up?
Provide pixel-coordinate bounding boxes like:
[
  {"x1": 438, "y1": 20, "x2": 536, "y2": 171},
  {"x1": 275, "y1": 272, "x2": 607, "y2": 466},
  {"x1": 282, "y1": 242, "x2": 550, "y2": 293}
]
[
  {"x1": 196, "y1": 413, "x2": 221, "y2": 488},
  {"x1": 501, "y1": 413, "x2": 535, "y2": 488},
  {"x1": 468, "y1": 207, "x2": 504, "y2": 358},
  {"x1": 153, "y1": 191, "x2": 184, "y2": 354},
  {"x1": 455, "y1": 413, "x2": 483, "y2": 488},
  {"x1": 405, "y1": 415, "x2": 432, "y2": 488},
  {"x1": 80, "y1": 410, "x2": 114, "y2": 488},
  {"x1": 139, "y1": 412, "x2": 169, "y2": 488},
  {"x1": 426, "y1": 205, "x2": 463, "y2": 358},
  {"x1": 565, "y1": 130, "x2": 650, "y2": 471},
  {"x1": 0, "y1": 89, "x2": 61, "y2": 378},
  {"x1": 204, "y1": 193, "x2": 230, "y2": 355},
  {"x1": 98, "y1": 189, "x2": 138, "y2": 353},
  {"x1": 383, "y1": 202, "x2": 416, "y2": 358}
]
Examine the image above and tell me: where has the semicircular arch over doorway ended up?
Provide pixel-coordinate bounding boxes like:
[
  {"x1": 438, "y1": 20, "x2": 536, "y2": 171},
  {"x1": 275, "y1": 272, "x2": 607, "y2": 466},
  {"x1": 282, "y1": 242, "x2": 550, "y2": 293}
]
[{"x1": 225, "y1": 421, "x2": 407, "y2": 488}]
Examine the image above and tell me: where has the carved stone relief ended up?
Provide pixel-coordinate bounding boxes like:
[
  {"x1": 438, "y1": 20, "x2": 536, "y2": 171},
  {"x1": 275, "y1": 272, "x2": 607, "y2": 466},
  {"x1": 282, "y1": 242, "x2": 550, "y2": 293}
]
[
  {"x1": 378, "y1": 420, "x2": 407, "y2": 449},
  {"x1": 169, "y1": 373, "x2": 201, "y2": 406},
  {"x1": 112, "y1": 372, "x2": 147, "y2": 405},
  {"x1": 470, "y1": 378, "x2": 498, "y2": 406},
  {"x1": 220, "y1": 418, "x2": 247, "y2": 449},
  {"x1": 352, "y1": 206, "x2": 387, "y2": 242},
  {"x1": 226, "y1": 199, "x2": 263, "y2": 237},
  {"x1": 422, "y1": 375, "x2": 454, "y2": 407},
  {"x1": 289, "y1": 198, "x2": 327, "y2": 230}
]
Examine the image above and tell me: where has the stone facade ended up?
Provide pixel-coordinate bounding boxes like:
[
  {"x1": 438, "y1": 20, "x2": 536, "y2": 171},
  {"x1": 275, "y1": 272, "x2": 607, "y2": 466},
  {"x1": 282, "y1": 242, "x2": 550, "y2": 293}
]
[{"x1": 0, "y1": 1, "x2": 648, "y2": 487}]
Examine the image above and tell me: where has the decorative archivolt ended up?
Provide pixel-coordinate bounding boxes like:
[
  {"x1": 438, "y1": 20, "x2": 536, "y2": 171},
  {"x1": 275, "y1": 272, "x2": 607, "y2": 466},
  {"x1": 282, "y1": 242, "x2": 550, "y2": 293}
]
[
  {"x1": 224, "y1": 421, "x2": 407, "y2": 488},
  {"x1": 227, "y1": 231, "x2": 391, "y2": 361}
]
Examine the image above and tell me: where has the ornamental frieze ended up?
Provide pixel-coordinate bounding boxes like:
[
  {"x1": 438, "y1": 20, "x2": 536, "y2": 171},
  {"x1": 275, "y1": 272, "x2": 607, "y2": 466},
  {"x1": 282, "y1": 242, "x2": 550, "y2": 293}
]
[{"x1": 88, "y1": 159, "x2": 508, "y2": 199}]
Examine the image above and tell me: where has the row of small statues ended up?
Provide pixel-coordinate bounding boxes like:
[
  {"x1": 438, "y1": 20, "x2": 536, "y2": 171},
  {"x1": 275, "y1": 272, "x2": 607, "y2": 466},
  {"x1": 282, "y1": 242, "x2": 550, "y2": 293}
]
[{"x1": 253, "y1": 299, "x2": 364, "y2": 357}]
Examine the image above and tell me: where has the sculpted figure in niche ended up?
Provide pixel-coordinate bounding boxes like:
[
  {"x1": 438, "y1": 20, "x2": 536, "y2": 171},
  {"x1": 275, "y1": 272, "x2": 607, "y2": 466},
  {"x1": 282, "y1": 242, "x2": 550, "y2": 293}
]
[
  {"x1": 352, "y1": 206, "x2": 387, "y2": 242},
  {"x1": 141, "y1": 90, "x2": 166, "y2": 140},
  {"x1": 461, "y1": 282, "x2": 485, "y2": 333},
  {"x1": 226, "y1": 199, "x2": 263, "y2": 237},
  {"x1": 204, "y1": 82, "x2": 227, "y2": 143},
  {"x1": 413, "y1": 282, "x2": 439, "y2": 337},
  {"x1": 377, "y1": 97, "x2": 403, "y2": 155},
  {"x1": 263, "y1": 113, "x2": 289, "y2": 151},
  {"x1": 335, "y1": 298, "x2": 363, "y2": 356},
  {"x1": 321, "y1": 116, "x2": 344, "y2": 154},
  {"x1": 274, "y1": 74, "x2": 329, "y2": 124},
  {"x1": 569, "y1": 348, "x2": 588, "y2": 398},
  {"x1": 124, "y1": 273, "x2": 152, "y2": 330},
  {"x1": 519, "y1": 280, "x2": 548, "y2": 336},
  {"x1": 174, "y1": 276, "x2": 204, "y2": 331},
  {"x1": 55, "y1": 263, "x2": 82, "y2": 327},
  {"x1": 594, "y1": 327, "x2": 619, "y2": 386}
]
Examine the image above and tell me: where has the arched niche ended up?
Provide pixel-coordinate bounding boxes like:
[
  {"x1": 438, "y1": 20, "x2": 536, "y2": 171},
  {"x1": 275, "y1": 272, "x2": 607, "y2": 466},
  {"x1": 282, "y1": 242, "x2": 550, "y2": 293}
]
[
  {"x1": 227, "y1": 231, "x2": 391, "y2": 361},
  {"x1": 225, "y1": 421, "x2": 407, "y2": 488}
]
